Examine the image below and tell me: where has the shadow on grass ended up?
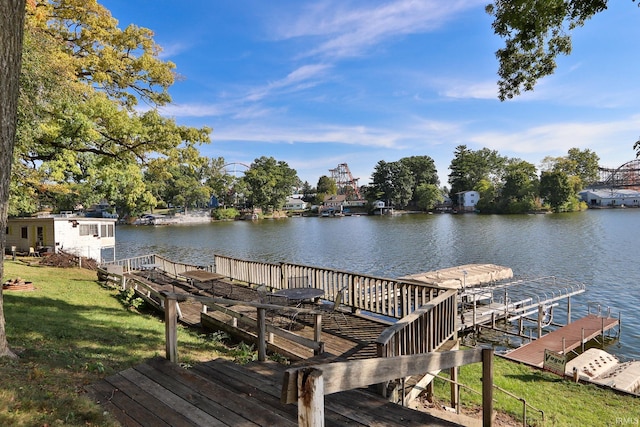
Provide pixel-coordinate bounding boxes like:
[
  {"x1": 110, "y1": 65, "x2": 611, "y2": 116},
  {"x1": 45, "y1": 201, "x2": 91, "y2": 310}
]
[{"x1": 5, "y1": 292, "x2": 167, "y2": 374}]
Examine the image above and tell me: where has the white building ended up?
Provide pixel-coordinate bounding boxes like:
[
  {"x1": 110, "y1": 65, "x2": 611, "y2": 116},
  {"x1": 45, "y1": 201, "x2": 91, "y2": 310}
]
[
  {"x1": 6, "y1": 216, "x2": 116, "y2": 262},
  {"x1": 284, "y1": 197, "x2": 308, "y2": 211},
  {"x1": 455, "y1": 191, "x2": 480, "y2": 212},
  {"x1": 579, "y1": 189, "x2": 640, "y2": 207}
]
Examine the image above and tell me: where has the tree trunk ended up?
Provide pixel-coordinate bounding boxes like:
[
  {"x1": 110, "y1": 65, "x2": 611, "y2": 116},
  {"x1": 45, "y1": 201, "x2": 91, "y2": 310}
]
[{"x1": 0, "y1": 0, "x2": 26, "y2": 359}]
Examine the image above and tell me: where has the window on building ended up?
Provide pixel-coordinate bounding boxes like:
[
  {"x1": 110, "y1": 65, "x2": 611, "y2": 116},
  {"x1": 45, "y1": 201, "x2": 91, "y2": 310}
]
[
  {"x1": 21, "y1": 227, "x2": 27, "y2": 239},
  {"x1": 36, "y1": 226, "x2": 44, "y2": 246},
  {"x1": 100, "y1": 224, "x2": 115, "y2": 237},
  {"x1": 79, "y1": 224, "x2": 99, "y2": 236}
]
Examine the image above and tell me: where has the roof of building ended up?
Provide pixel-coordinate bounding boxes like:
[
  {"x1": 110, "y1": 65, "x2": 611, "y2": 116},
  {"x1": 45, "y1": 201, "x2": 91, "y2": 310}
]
[{"x1": 580, "y1": 189, "x2": 640, "y2": 198}]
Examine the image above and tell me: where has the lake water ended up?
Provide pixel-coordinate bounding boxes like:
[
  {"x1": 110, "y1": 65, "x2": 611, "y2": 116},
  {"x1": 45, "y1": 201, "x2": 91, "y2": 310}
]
[{"x1": 115, "y1": 210, "x2": 640, "y2": 360}]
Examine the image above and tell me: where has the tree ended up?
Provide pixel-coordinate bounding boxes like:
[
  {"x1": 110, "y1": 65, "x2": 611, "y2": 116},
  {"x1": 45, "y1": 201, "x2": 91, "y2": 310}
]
[
  {"x1": 540, "y1": 170, "x2": 573, "y2": 212},
  {"x1": 13, "y1": 0, "x2": 211, "y2": 215},
  {"x1": 370, "y1": 160, "x2": 415, "y2": 208},
  {"x1": 314, "y1": 175, "x2": 337, "y2": 205},
  {"x1": 1, "y1": 0, "x2": 26, "y2": 359},
  {"x1": 448, "y1": 145, "x2": 507, "y2": 199},
  {"x1": 499, "y1": 160, "x2": 539, "y2": 213},
  {"x1": 486, "y1": 0, "x2": 615, "y2": 100},
  {"x1": 414, "y1": 183, "x2": 443, "y2": 211},
  {"x1": 399, "y1": 155, "x2": 439, "y2": 205},
  {"x1": 242, "y1": 156, "x2": 299, "y2": 211},
  {"x1": 541, "y1": 148, "x2": 600, "y2": 189}
]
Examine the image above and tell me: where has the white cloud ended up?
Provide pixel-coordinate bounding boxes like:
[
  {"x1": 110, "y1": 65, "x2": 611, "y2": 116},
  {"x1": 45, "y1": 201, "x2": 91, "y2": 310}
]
[
  {"x1": 244, "y1": 63, "x2": 332, "y2": 101},
  {"x1": 470, "y1": 117, "x2": 640, "y2": 164},
  {"x1": 275, "y1": 0, "x2": 486, "y2": 59}
]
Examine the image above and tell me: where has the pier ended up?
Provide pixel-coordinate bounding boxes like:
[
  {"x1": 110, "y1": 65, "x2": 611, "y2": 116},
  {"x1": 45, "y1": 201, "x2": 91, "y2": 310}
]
[
  {"x1": 503, "y1": 313, "x2": 620, "y2": 368},
  {"x1": 92, "y1": 254, "x2": 612, "y2": 426}
]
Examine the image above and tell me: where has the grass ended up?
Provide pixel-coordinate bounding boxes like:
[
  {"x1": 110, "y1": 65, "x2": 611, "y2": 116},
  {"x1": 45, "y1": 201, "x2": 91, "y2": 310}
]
[
  {"x1": 0, "y1": 260, "x2": 258, "y2": 426},
  {"x1": 428, "y1": 348, "x2": 640, "y2": 426},
  {"x1": 1, "y1": 260, "x2": 638, "y2": 427}
]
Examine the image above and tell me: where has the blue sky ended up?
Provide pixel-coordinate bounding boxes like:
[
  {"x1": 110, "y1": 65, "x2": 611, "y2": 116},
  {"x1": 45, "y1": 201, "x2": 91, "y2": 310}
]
[{"x1": 100, "y1": 0, "x2": 640, "y2": 187}]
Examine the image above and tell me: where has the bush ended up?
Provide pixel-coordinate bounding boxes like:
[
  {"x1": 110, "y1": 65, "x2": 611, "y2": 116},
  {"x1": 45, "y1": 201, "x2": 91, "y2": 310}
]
[{"x1": 212, "y1": 207, "x2": 239, "y2": 220}]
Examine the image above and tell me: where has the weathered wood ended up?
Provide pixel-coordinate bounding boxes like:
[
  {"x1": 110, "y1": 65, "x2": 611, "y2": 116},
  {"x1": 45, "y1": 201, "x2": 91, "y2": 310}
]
[
  {"x1": 257, "y1": 307, "x2": 266, "y2": 361},
  {"x1": 282, "y1": 348, "x2": 483, "y2": 404},
  {"x1": 163, "y1": 294, "x2": 178, "y2": 363},
  {"x1": 483, "y1": 348, "x2": 494, "y2": 427},
  {"x1": 298, "y1": 368, "x2": 324, "y2": 427}
]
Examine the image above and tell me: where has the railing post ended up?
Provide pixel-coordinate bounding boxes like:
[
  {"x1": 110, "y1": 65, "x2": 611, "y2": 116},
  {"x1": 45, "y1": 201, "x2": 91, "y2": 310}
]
[
  {"x1": 482, "y1": 348, "x2": 494, "y2": 427},
  {"x1": 163, "y1": 292, "x2": 178, "y2": 363},
  {"x1": 298, "y1": 368, "x2": 324, "y2": 427},
  {"x1": 313, "y1": 314, "x2": 322, "y2": 355},
  {"x1": 257, "y1": 307, "x2": 266, "y2": 361}
]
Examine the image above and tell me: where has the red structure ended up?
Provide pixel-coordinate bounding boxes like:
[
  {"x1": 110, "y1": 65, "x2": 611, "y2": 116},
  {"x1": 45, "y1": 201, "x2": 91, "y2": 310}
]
[{"x1": 329, "y1": 163, "x2": 362, "y2": 200}]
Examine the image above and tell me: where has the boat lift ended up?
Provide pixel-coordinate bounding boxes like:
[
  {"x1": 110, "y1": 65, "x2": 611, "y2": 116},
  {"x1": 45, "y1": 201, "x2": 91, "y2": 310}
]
[{"x1": 459, "y1": 276, "x2": 586, "y2": 338}]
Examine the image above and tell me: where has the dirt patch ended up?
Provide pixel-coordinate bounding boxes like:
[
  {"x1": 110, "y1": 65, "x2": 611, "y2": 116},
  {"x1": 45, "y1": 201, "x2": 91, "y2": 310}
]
[{"x1": 413, "y1": 396, "x2": 524, "y2": 426}]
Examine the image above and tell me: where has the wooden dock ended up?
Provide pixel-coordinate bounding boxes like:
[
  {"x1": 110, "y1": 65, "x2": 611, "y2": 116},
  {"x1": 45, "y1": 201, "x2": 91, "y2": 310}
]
[
  {"x1": 86, "y1": 356, "x2": 468, "y2": 426},
  {"x1": 502, "y1": 314, "x2": 620, "y2": 367}
]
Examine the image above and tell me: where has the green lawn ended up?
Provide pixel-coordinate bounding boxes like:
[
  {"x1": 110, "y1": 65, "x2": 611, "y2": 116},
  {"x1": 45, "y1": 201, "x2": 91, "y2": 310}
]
[
  {"x1": 0, "y1": 260, "x2": 246, "y2": 426},
  {"x1": 1, "y1": 259, "x2": 638, "y2": 426}
]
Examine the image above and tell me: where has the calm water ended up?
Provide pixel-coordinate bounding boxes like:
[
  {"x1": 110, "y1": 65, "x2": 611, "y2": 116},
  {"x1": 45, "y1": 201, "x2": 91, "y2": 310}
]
[{"x1": 115, "y1": 210, "x2": 640, "y2": 360}]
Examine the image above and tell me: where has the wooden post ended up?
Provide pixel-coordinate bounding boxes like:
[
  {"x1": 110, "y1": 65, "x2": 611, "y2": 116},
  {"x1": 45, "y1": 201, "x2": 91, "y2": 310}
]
[
  {"x1": 314, "y1": 314, "x2": 322, "y2": 355},
  {"x1": 298, "y1": 368, "x2": 324, "y2": 427},
  {"x1": 163, "y1": 293, "x2": 178, "y2": 363},
  {"x1": 257, "y1": 307, "x2": 266, "y2": 362},
  {"x1": 482, "y1": 348, "x2": 494, "y2": 427},
  {"x1": 120, "y1": 275, "x2": 126, "y2": 290},
  {"x1": 450, "y1": 366, "x2": 459, "y2": 413},
  {"x1": 567, "y1": 296, "x2": 572, "y2": 324}
]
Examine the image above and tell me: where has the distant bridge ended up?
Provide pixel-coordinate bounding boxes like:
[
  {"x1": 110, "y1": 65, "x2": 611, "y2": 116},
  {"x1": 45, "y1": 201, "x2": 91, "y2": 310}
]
[{"x1": 591, "y1": 159, "x2": 640, "y2": 189}]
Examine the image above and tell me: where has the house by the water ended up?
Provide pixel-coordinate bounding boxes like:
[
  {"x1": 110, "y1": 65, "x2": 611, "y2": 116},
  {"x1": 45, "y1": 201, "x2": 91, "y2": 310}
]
[{"x1": 6, "y1": 215, "x2": 116, "y2": 262}]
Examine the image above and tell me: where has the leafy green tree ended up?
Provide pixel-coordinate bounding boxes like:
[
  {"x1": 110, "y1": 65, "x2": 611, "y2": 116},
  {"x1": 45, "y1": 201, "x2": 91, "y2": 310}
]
[
  {"x1": 242, "y1": 156, "x2": 299, "y2": 211},
  {"x1": 300, "y1": 181, "x2": 315, "y2": 203},
  {"x1": 204, "y1": 158, "x2": 236, "y2": 208},
  {"x1": 540, "y1": 170, "x2": 573, "y2": 212},
  {"x1": 474, "y1": 178, "x2": 498, "y2": 213},
  {"x1": 415, "y1": 183, "x2": 443, "y2": 211},
  {"x1": 370, "y1": 160, "x2": 415, "y2": 208},
  {"x1": 541, "y1": 148, "x2": 600, "y2": 190},
  {"x1": 499, "y1": 160, "x2": 539, "y2": 212},
  {"x1": 314, "y1": 175, "x2": 337, "y2": 205},
  {"x1": 13, "y1": 0, "x2": 211, "y2": 215},
  {"x1": 448, "y1": 145, "x2": 507, "y2": 199},
  {"x1": 399, "y1": 155, "x2": 439, "y2": 205},
  {"x1": 486, "y1": 0, "x2": 615, "y2": 100}
]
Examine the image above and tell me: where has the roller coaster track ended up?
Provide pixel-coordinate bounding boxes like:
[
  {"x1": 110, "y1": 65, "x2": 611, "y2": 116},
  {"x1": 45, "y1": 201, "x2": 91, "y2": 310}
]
[{"x1": 592, "y1": 159, "x2": 640, "y2": 189}]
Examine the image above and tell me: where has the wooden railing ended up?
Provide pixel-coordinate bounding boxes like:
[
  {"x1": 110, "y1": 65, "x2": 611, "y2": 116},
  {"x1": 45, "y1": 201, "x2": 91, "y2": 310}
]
[
  {"x1": 214, "y1": 254, "x2": 446, "y2": 320},
  {"x1": 161, "y1": 292, "x2": 326, "y2": 362},
  {"x1": 281, "y1": 348, "x2": 495, "y2": 427},
  {"x1": 97, "y1": 265, "x2": 326, "y2": 360},
  {"x1": 103, "y1": 254, "x2": 213, "y2": 278},
  {"x1": 376, "y1": 289, "x2": 458, "y2": 358}
]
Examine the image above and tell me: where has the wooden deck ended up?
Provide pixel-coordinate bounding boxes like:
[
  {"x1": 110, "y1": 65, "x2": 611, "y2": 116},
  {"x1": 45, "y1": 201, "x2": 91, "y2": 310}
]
[
  {"x1": 127, "y1": 270, "x2": 393, "y2": 362},
  {"x1": 86, "y1": 356, "x2": 466, "y2": 426},
  {"x1": 502, "y1": 314, "x2": 620, "y2": 367}
]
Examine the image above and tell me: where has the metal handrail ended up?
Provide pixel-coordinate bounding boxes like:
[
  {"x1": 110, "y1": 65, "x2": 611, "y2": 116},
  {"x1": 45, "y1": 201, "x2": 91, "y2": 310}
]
[{"x1": 434, "y1": 373, "x2": 545, "y2": 427}]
